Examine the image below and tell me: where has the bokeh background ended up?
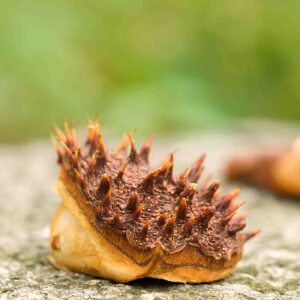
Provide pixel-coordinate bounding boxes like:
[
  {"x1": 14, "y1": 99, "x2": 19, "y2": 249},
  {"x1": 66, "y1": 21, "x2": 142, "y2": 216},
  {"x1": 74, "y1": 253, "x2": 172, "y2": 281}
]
[{"x1": 1, "y1": 0, "x2": 300, "y2": 143}]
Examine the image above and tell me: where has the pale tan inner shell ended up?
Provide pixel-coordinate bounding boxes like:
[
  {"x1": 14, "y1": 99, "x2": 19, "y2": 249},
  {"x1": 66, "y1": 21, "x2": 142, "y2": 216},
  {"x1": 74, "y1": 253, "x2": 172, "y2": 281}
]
[{"x1": 49, "y1": 175, "x2": 241, "y2": 283}]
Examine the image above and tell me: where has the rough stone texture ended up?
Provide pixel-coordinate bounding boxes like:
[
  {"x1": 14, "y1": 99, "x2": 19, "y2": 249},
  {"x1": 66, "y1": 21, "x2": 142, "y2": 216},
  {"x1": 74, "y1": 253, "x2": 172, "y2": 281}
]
[{"x1": 0, "y1": 120, "x2": 300, "y2": 300}]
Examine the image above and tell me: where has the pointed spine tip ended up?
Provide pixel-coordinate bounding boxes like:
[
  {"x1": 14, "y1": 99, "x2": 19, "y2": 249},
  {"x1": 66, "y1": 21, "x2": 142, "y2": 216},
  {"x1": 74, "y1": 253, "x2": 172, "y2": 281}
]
[
  {"x1": 74, "y1": 168, "x2": 84, "y2": 186},
  {"x1": 188, "y1": 154, "x2": 205, "y2": 183},
  {"x1": 182, "y1": 183, "x2": 198, "y2": 199},
  {"x1": 227, "y1": 212, "x2": 249, "y2": 234},
  {"x1": 141, "y1": 171, "x2": 156, "y2": 188},
  {"x1": 88, "y1": 153, "x2": 97, "y2": 173},
  {"x1": 97, "y1": 174, "x2": 112, "y2": 208},
  {"x1": 62, "y1": 120, "x2": 77, "y2": 148},
  {"x1": 225, "y1": 200, "x2": 245, "y2": 216},
  {"x1": 60, "y1": 140, "x2": 73, "y2": 159},
  {"x1": 165, "y1": 210, "x2": 177, "y2": 232},
  {"x1": 178, "y1": 198, "x2": 187, "y2": 218},
  {"x1": 71, "y1": 122, "x2": 76, "y2": 144},
  {"x1": 228, "y1": 221, "x2": 246, "y2": 234},
  {"x1": 134, "y1": 204, "x2": 144, "y2": 219},
  {"x1": 127, "y1": 193, "x2": 138, "y2": 211},
  {"x1": 116, "y1": 134, "x2": 130, "y2": 153},
  {"x1": 216, "y1": 187, "x2": 241, "y2": 211},
  {"x1": 161, "y1": 156, "x2": 174, "y2": 179},
  {"x1": 86, "y1": 122, "x2": 106, "y2": 159},
  {"x1": 51, "y1": 135, "x2": 63, "y2": 163},
  {"x1": 116, "y1": 158, "x2": 129, "y2": 181},
  {"x1": 184, "y1": 216, "x2": 195, "y2": 234},
  {"x1": 180, "y1": 167, "x2": 191, "y2": 185},
  {"x1": 72, "y1": 150, "x2": 79, "y2": 168},
  {"x1": 142, "y1": 157, "x2": 174, "y2": 188},
  {"x1": 53, "y1": 124, "x2": 66, "y2": 142},
  {"x1": 196, "y1": 206, "x2": 215, "y2": 229},
  {"x1": 141, "y1": 222, "x2": 149, "y2": 236},
  {"x1": 113, "y1": 213, "x2": 121, "y2": 226},
  {"x1": 128, "y1": 133, "x2": 138, "y2": 161},
  {"x1": 139, "y1": 136, "x2": 153, "y2": 162},
  {"x1": 240, "y1": 229, "x2": 260, "y2": 241},
  {"x1": 158, "y1": 212, "x2": 169, "y2": 225},
  {"x1": 208, "y1": 180, "x2": 220, "y2": 191}
]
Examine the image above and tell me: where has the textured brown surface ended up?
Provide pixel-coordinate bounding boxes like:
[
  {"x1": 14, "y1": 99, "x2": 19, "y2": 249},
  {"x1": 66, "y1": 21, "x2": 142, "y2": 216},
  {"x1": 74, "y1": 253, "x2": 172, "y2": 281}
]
[{"x1": 52, "y1": 122, "x2": 257, "y2": 261}]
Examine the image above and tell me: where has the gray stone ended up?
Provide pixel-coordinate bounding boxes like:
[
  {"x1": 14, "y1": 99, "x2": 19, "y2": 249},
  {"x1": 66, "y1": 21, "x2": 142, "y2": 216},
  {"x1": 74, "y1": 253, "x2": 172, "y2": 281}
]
[{"x1": 0, "y1": 120, "x2": 300, "y2": 299}]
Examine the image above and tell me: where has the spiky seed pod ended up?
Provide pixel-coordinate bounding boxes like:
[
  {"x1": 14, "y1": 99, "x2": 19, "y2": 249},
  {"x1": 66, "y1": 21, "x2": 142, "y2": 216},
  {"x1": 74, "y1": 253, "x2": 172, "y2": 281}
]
[
  {"x1": 113, "y1": 213, "x2": 121, "y2": 226},
  {"x1": 158, "y1": 211, "x2": 169, "y2": 225},
  {"x1": 184, "y1": 216, "x2": 195, "y2": 234},
  {"x1": 141, "y1": 221, "x2": 149, "y2": 236},
  {"x1": 165, "y1": 209, "x2": 178, "y2": 232},
  {"x1": 127, "y1": 193, "x2": 139, "y2": 211},
  {"x1": 50, "y1": 120, "x2": 259, "y2": 283},
  {"x1": 177, "y1": 198, "x2": 187, "y2": 219},
  {"x1": 139, "y1": 136, "x2": 153, "y2": 163},
  {"x1": 134, "y1": 204, "x2": 144, "y2": 220}
]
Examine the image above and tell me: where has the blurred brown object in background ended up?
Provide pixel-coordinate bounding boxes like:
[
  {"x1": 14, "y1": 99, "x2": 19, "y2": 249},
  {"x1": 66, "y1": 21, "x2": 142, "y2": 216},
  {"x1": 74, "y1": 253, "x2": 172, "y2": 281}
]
[{"x1": 226, "y1": 138, "x2": 300, "y2": 197}]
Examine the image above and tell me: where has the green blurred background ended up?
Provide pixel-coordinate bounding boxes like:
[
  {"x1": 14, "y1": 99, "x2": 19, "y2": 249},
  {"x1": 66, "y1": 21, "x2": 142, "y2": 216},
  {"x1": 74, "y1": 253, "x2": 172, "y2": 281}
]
[{"x1": 1, "y1": 0, "x2": 300, "y2": 143}]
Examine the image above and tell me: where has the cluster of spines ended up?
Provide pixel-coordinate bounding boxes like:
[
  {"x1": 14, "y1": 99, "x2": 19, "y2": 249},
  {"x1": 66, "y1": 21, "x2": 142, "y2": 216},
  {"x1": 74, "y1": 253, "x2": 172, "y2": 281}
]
[{"x1": 52, "y1": 121, "x2": 259, "y2": 253}]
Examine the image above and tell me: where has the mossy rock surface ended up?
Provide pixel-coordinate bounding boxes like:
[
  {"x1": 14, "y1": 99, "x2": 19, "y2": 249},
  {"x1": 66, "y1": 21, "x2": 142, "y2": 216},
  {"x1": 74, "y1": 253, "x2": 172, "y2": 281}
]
[{"x1": 0, "y1": 121, "x2": 300, "y2": 299}]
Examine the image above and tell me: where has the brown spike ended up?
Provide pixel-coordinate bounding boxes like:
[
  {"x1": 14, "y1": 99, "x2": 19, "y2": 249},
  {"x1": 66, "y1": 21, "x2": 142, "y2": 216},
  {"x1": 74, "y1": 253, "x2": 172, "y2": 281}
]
[
  {"x1": 182, "y1": 183, "x2": 198, "y2": 199},
  {"x1": 128, "y1": 133, "x2": 138, "y2": 161},
  {"x1": 86, "y1": 121, "x2": 105, "y2": 158},
  {"x1": 158, "y1": 212, "x2": 169, "y2": 225},
  {"x1": 184, "y1": 216, "x2": 195, "y2": 234},
  {"x1": 134, "y1": 204, "x2": 144, "y2": 219},
  {"x1": 97, "y1": 174, "x2": 112, "y2": 208},
  {"x1": 225, "y1": 200, "x2": 245, "y2": 216},
  {"x1": 141, "y1": 170, "x2": 157, "y2": 188},
  {"x1": 127, "y1": 193, "x2": 138, "y2": 211},
  {"x1": 196, "y1": 206, "x2": 216, "y2": 229},
  {"x1": 228, "y1": 221, "x2": 246, "y2": 234},
  {"x1": 189, "y1": 154, "x2": 205, "y2": 183},
  {"x1": 178, "y1": 198, "x2": 187, "y2": 219},
  {"x1": 116, "y1": 158, "x2": 129, "y2": 181},
  {"x1": 232, "y1": 211, "x2": 249, "y2": 223},
  {"x1": 141, "y1": 162, "x2": 170, "y2": 188},
  {"x1": 64, "y1": 120, "x2": 71, "y2": 141},
  {"x1": 216, "y1": 188, "x2": 241, "y2": 211},
  {"x1": 113, "y1": 213, "x2": 121, "y2": 226},
  {"x1": 141, "y1": 222, "x2": 149, "y2": 236},
  {"x1": 200, "y1": 180, "x2": 220, "y2": 203},
  {"x1": 60, "y1": 141, "x2": 74, "y2": 160},
  {"x1": 53, "y1": 124, "x2": 66, "y2": 142},
  {"x1": 88, "y1": 153, "x2": 97, "y2": 173},
  {"x1": 86, "y1": 123, "x2": 96, "y2": 145},
  {"x1": 95, "y1": 133, "x2": 106, "y2": 156},
  {"x1": 74, "y1": 168, "x2": 84, "y2": 186},
  {"x1": 179, "y1": 167, "x2": 190, "y2": 185},
  {"x1": 220, "y1": 211, "x2": 236, "y2": 227},
  {"x1": 160, "y1": 155, "x2": 174, "y2": 179},
  {"x1": 71, "y1": 122, "x2": 77, "y2": 144},
  {"x1": 165, "y1": 210, "x2": 177, "y2": 232},
  {"x1": 139, "y1": 136, "x2": 153, "y2": 162},
  {"x1": 227, "y1": 212, "x2": 248, "y2": 234},
  {"x1": 51, "y1": 135, "x2": 63, "y2": 164},
  {"x1": 165, "y1": 153, "x2": 174, "y2": 180},
  {"x1": 116, "y1": 134, "x2": 130, "y2": 153},
  {"x1": 72, "y1": 150, "x2": 79, "y2": 169},
  {"x1": 238, "y1": 229, "x2": 260, "y2": 242}
]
